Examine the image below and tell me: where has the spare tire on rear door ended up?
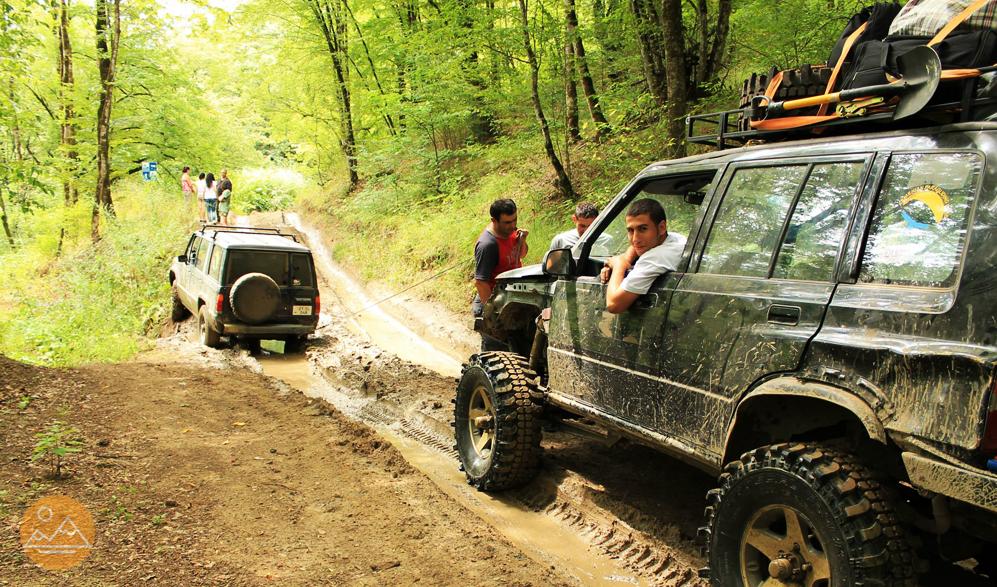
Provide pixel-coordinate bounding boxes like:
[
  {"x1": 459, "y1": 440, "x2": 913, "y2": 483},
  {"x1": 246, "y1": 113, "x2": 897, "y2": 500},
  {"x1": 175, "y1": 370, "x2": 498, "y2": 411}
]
[{"x1": 230, "y1": 272, "x2": 280, "y2": 324}]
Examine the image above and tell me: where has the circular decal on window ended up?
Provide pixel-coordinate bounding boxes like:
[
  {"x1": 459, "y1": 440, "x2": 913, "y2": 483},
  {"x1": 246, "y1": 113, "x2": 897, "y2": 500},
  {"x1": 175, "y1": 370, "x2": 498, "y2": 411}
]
[{"x1": 900, "y1": 184, "x2": 949, "y2": 229}]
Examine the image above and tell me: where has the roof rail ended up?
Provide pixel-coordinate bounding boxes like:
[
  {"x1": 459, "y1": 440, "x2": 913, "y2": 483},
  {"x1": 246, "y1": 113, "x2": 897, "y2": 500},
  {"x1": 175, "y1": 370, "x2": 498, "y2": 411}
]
[
  {"x1": 198, "y1": 224, "x2": 300, "y2": 243},
  {"x1": 688, "y1": 76, "x2": 997, "y2": 149}
]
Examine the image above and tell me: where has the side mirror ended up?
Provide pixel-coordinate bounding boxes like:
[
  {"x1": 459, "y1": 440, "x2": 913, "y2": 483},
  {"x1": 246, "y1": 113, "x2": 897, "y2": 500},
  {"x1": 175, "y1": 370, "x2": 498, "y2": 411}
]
[
  {"x1": 542, "y1": 248, "x2": 576, "y2": 277},
  {"x1": 178, "y1": 254, "x2": 188, "y2": 264}
]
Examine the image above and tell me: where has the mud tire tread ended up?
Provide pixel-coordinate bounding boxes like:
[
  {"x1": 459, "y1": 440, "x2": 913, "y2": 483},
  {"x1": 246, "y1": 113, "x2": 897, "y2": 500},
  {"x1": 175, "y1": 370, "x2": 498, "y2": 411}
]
[
  {"x1": 198, "y1": 306, "x2": 221, "y2": 348},
  {"x1": 453, "y1": 351, "x2": 544, "y2": 491},
  {"x1": 171, "y1": 285, "x2": 190, "y2": 322},
  {"x1": 699, "y1": 442, "x2": 917, "y2": 587}
]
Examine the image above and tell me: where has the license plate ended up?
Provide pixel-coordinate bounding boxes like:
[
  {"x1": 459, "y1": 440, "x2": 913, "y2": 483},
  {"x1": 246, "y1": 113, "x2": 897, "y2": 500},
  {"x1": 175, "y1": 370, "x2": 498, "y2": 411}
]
[{"x1": 292, "y1": 305, "x2": 312, "y2": 316}]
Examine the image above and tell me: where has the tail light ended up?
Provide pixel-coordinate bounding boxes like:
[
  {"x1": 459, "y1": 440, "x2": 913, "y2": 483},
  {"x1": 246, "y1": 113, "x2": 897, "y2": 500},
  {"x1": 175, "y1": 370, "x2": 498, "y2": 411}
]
[
  {"x1": 216, "y1": 293, "x2": 224, "y2": 314},
  {"x1": 314, "y1": 295, "x2": 320, "y2": 315},
  {"x1": 982, "y1": 376, "x2": 997, "y2": 453}
]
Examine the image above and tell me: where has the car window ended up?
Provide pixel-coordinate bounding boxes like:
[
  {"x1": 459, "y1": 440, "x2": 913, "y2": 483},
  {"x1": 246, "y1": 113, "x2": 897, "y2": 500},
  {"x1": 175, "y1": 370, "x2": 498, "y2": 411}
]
[
  {"x1": 860, "y1": 152, "x2": 981, "y2": 288},
  {"x1": 189, "y1": 237, "x2": 205, "y2": 267},
  {"x1": 589, "y1": 174, "x2": 713, "y2": 258},
  {"x1": 290, "y1": 254, "x2": 314, "y2": 287},
  {"x1": 699, "y1": 165, "x2": 808, "y2": 277},
  {"x1": 226, "y1": 250, "x2": 289, "y2": 285},
  {"x1": 207, "y1": 245, "x2": 224, "y2": 282},
  {"x1": 772, "y1": 161, "x2": 865, "y2": 281},
  {"x1": 195, "y1": 241, "x2": 211, "y2": 272}
]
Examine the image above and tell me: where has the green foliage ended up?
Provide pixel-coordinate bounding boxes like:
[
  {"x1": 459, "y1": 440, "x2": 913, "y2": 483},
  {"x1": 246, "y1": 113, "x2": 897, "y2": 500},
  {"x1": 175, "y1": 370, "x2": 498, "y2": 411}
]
[
  {"x1": 150, "y1": 513, "x2": 166, "y2": 527},
  {"x1": 17, "y1": 395, "x2": 32, "y2": 410},
  {"x1": 232, "y1": 168, "x2": 307, "y2": 213},
  {"x1": 0, "y1": 180, "x2": 193, "y2": 365},
  {"x1": 32, "y1": 420, "x2": 84, "y2": 479}
]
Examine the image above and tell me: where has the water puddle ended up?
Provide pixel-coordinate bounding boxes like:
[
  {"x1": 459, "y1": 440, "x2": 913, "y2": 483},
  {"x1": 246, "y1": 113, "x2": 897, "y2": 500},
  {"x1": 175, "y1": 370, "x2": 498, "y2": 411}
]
[
  {"x1": 285, "y1": 213, "x2": 462, "y2": 378},
  {"x1": 256, "y1": 353, "x2": 645, "y2": 587}
]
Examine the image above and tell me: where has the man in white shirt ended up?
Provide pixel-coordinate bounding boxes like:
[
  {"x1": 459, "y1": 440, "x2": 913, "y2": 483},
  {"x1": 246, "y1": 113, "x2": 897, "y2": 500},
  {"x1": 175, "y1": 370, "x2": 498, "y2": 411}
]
[
  {"x1": 600, "y1": 198, "x2": 686, "y2": 314},
  {"x1": 549, "y1": 202, "x2": 599, "y2": 250}
]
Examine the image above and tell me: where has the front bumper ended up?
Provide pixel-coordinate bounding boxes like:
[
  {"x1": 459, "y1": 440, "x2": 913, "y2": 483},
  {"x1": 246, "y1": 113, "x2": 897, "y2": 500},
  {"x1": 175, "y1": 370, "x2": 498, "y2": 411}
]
[{"x1": 903, "y1": 451, "x2": 997, "y2": 513}]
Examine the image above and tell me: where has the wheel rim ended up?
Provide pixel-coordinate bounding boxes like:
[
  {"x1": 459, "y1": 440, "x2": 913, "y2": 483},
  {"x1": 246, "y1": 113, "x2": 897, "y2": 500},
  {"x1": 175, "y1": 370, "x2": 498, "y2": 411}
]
[
  {"x1": 740, "y1": 504, "x2": 831, "y2": 587},
  {"x1": 467, "y1": 384, "x2": 496, "y2": 460}
]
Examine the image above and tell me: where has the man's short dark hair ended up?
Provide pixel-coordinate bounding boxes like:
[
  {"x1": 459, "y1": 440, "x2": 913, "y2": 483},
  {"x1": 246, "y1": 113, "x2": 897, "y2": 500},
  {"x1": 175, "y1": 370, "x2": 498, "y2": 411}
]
[
  {"x1": 490, "y1": 198, "x2": 517, "y2": 220},
  {"x1": 626, "y1": 198, "x2": 666, "y2": 225},
  {"x1": 575, "y1": 202, "x2": 599, "y2": 218}
]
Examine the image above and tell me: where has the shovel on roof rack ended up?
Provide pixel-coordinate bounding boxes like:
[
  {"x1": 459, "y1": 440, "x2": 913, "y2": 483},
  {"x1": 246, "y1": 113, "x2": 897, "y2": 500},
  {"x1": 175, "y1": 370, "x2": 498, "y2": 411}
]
[{"x1": 751, "y1": 45, "x2": 942, "y2": 123}]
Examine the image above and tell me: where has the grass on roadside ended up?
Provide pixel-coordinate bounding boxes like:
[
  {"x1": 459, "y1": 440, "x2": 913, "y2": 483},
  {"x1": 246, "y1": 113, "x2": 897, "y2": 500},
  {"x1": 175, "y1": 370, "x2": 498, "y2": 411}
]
[{"x1": 0, "y1": 181, "x2": 195, "y2": 366}]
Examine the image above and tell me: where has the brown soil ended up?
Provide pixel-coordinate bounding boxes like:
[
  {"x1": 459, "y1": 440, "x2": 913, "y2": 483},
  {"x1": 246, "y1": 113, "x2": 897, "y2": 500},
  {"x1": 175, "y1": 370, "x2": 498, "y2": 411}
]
[{"x1": 0, "y1": 355, "x2": 571, "y2": 586}]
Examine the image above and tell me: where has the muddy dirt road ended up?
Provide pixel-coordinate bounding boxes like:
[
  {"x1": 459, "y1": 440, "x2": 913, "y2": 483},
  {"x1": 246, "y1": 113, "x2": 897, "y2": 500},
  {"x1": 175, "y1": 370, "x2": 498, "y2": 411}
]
[{"x1": 3, "y1": 214, "x2": 992, "y2": 586}]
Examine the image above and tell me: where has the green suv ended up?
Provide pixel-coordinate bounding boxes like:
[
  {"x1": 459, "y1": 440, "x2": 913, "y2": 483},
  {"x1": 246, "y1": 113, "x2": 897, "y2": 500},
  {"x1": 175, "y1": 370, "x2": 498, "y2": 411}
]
[
  {"x1": 455, "y1": 122, "x2": 997, "y2": 585},
  {"x1": 169, "y1": 226, "x2": 320, "y2": 349}
]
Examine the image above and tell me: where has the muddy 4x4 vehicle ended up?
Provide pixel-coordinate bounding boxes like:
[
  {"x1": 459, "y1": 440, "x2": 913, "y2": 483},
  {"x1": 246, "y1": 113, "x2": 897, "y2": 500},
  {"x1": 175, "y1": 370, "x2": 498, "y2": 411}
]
[
  {"x1": 169, "y1": 225, "x2": 320, "y2": 349},
  {"x1": 455, "y1": 122, "x2": 997, "y2": 585}
]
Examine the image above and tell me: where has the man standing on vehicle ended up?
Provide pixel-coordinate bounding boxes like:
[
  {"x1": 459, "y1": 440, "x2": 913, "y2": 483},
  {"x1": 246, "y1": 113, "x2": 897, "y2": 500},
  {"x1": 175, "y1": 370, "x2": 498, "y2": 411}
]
[
  {"x1": 549, "y1": 202, "x2": 599, "y2": 250},
  {"x1": 600, "y1": 198, "x2": 685, "y2": 314},
  {"x1": 473, "y1": 198, "x2": 529, "y2": 348}
]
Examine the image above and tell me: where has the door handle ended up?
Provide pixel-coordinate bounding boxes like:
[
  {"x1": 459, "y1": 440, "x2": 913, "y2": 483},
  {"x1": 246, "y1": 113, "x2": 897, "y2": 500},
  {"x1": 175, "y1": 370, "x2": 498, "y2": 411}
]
[
  {"x1": 632, "y1": 293, "x2": 659, "y2": 310},
  {"x1": 768, "y1": 304, "x2": 801, "y2": 325}
]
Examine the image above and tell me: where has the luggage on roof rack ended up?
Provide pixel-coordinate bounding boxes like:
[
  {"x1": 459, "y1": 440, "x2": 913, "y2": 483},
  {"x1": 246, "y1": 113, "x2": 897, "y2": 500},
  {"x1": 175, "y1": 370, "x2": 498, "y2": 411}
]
[{"x1": 688, "y1": 72, "x2": 997, "y2": 149}]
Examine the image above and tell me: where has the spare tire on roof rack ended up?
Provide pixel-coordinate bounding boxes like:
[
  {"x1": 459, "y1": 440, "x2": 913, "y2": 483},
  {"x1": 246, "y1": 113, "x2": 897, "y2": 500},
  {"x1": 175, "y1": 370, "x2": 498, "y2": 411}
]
[{"x1": 737, "y1": 64, "x2": 833, "y2": 130}]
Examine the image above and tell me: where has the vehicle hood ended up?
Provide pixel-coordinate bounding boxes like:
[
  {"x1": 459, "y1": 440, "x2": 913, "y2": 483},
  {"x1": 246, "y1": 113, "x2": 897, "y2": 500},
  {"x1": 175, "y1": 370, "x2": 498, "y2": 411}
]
[{"x1": 496, "y1": 263, "x2": 547, "y2": 282}]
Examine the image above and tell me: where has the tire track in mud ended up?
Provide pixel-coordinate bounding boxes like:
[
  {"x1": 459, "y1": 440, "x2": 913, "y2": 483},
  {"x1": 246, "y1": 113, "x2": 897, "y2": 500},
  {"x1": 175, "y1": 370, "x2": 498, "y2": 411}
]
[{"x1": 308, "y1": 360, "x2": 706, "y2": 587}]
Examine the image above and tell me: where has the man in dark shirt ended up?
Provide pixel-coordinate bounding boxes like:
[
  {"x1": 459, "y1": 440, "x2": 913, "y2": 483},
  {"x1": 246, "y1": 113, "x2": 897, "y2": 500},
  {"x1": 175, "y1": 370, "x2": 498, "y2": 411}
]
[{"x1": 473, "y1": 198, "x2": 529, "y2": 349}]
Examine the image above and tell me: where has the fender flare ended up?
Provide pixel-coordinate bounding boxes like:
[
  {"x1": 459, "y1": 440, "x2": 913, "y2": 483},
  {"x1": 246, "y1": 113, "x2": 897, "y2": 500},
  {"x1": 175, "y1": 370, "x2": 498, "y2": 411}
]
[{"x1": 725, "y1": 377, "x2": 888, "y2": 450}]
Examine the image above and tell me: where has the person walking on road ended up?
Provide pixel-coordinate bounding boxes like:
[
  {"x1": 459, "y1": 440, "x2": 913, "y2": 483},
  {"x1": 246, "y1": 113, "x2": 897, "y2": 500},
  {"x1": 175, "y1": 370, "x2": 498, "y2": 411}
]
[
  {"x1": 472, "y1": 198, "x2": 529, "y2": 350},
  {"x1": 196, "y1": 172, "x2": 207, "y2": 222},
  {"x1": 204, "y1": 172, "x2": 218, "y2": 224},
  {"x1": 181, "y1": 166, "x2": 195, "y2": 206}
]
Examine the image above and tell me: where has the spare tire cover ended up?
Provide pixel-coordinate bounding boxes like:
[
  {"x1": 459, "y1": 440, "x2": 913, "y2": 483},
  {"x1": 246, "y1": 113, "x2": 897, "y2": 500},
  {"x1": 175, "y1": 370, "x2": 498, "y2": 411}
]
[{"x1": 230, "y1": 272, "x2": 280, "y2": 325}]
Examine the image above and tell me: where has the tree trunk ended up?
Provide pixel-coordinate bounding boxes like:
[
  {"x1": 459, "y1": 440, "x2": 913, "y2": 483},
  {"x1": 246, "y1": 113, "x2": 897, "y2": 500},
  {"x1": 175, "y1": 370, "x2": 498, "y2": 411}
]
[
  {"x1": 629, "y1": 0, "x2": 667, "y2": 107},
  {"x1": 563, "y1": 37, "x2": 581, "y2": 143},
  {"x1": 660, "y1": 0, "x2": 687, "y2": 158},
  {"x1": 56, "y1": 0, "x2": 79, "y2": 206},
  {"x1": 0, "y1": 186, "x2": 14, "y2": 247},
  {"x1": 564, "y1": 0, "x2": 609, "y2": 137},
  {"x1": 519, "y1": 0, "x2": 575, "y2": 200},
  {"x1": 93, "y1": 0, "x2": 119, "y2": 240},
  {"x1": 308, "y1": 0, "x2": 359, "y2": 190}
]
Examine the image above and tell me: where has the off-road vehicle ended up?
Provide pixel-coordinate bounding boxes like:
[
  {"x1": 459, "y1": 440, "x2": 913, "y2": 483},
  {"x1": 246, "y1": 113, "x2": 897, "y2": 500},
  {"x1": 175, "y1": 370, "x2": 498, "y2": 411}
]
[
  {"x1": 169, "y1": 225, "x2": 320, "y2": 349},
  {"x1": 454, "y1": 120, "x2": 997, "y2": 585}
]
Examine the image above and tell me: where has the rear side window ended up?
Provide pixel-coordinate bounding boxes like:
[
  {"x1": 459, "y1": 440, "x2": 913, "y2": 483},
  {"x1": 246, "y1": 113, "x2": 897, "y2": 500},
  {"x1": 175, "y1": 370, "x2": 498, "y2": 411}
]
[
  {"x1": 208, "y1": 245, "x2": 224, "y2": 282},
  {"x1": 699, "y1": 165, "x2": 808, "y2": 277},
  {"x1": 772, "y1": 162, "x2": 864, "y2": 281},
  {"x1": 195, "y1": 241, "x2": 211, "y2": 272},
  {"x1": 860, "y1": 152, "x2": 982, "y2": 288}
]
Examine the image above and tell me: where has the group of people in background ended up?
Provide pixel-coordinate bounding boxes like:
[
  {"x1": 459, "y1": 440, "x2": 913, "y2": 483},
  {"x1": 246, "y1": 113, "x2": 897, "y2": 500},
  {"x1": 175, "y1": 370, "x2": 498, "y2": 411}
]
[{"x1": 181, "y1": 167, "x2": 234, "y2": 225}]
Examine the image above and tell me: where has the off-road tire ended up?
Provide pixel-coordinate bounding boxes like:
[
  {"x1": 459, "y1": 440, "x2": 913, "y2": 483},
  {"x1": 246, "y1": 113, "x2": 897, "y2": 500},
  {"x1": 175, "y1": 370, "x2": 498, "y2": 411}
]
[
  {"x1": 197, "y1": 306, "x2": 221, "y2": 348},
  {"x1": 171, "y1": 284, "x2": 190, "y2": 322},
  {"x1": 284, "y1": 334, "x2": 307, "y2": 353},
  {"x1": 738, "y1": 64, "x2": 834, "y2": 130},
  {"x1": 454, "y1": 351, "x2": 544, "y2": 491},
  {"x1": 700, "y1": 443, "x2": 917, "y2": 587},
  {"x1": 230, "y1": 272, "x2": 280, "y2": 325}
]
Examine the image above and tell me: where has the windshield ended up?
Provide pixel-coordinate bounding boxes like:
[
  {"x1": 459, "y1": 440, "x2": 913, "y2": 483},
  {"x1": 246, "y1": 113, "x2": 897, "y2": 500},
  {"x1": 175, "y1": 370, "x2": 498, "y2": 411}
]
[{"x1": 225, "y1": 251, "x2": 314, "y2": 287}]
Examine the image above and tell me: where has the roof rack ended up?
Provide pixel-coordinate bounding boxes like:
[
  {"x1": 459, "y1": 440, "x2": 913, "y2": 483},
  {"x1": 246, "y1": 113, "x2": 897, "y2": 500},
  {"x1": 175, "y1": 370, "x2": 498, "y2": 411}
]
[
  {"x1": 198, "y1": 223, "x2": 300, "y2": 243},
  {"x1": 688, "y1": 76, "x2": 997, "y2": 150}
]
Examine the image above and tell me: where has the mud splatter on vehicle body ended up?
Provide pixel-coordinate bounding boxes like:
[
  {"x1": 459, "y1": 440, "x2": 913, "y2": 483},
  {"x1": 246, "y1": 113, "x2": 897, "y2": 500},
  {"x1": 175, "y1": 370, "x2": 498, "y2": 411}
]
[{"x1": 460, "y1": 123, "x2": 997, "y2": 585}]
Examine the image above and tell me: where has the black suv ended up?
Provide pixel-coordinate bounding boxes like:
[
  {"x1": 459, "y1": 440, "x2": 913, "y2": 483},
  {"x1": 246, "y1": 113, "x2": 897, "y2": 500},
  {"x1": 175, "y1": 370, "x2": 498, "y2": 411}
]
[
  {"x1": 169, "y1": 226, "x2": 320, "y2": 349},
  {"x1": 455, "y1": 122, "x2": 997, "y2": 585}
]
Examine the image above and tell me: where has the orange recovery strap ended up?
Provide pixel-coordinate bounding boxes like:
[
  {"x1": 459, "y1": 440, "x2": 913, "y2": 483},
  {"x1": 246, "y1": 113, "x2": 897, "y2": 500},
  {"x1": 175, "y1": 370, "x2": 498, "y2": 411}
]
[{"x1": 819, "y1": 22, "x2": 869, "y2": 116}]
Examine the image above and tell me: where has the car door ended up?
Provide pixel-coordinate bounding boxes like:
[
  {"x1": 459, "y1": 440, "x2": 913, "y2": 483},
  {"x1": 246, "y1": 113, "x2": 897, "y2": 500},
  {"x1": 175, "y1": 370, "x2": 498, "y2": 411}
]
[
  {"x1": 546, "y1": 169, "x2": 719, "y2": 432},
  {"x1": 660, "y1": 155, "x2": 873, "y2": 454},
  {"x1": 177, "y1": 236, "x2": 202, "y2": 305}
]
